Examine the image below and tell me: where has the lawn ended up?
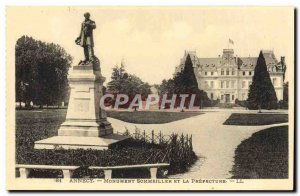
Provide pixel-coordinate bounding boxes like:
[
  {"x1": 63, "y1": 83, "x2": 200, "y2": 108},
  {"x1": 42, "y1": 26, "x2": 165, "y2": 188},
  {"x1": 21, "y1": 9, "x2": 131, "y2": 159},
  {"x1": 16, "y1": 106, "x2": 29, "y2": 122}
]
[
  {"x1": 15, "y1": 109, "x2": 198, "y2": 178},
  {"x1": 231, "y1": 126, "x2": 288, "y2": 179},
  {"x1": 16, "y1": 109, "x2": 66, "y2": 140},
  {"x1": 223, "y1": 113, "x2": 288, "y2": 126},
  {"x1": 107, "y1": 111, "x2": 203, "y2": 124}
]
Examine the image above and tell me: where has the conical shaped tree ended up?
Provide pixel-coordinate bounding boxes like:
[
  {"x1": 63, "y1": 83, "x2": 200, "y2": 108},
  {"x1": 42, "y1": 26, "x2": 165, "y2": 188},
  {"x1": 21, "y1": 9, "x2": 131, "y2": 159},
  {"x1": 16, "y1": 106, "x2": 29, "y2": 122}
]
[
  {"x1": 173, "y1": 54, "x2": 209, "y2": 108},
  {"x1": 247, "y1": 51, "x2": 278, "y2": 111},
  {"x1": 174, "y1": 54, "x2": 199, "y2": 93}
]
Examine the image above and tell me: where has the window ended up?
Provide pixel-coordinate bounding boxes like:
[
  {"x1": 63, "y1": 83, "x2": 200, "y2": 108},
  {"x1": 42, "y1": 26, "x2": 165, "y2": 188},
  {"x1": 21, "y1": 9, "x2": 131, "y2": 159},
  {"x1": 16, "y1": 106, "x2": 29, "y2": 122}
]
[
  {"x1": 210, "y1": 81, "x2": 214, "y2": 89},
  {"x1": 249, "y1": 71, "x2": 252, "y2": 76},
  {"x1": 243, "y1": 71, "x2": 246, "y2": 76},
  {"x1": 231, "y1": 81, "x2": 235, "y2": 88},
  {"x1": 211, "y1": 72, "x2": 214, "y2": 76},
  {"x1": 232, "y1": 95, "x2": 234, "y2": 100},
  {"x1": 221, "y1": 95, "x2": 224, "y2": 100},
  {"x1": 242, "y1": 93, "x2": 245, "y2": 100},
  {"x1": 221, "y1": 81, "x2": 224, "y2": 88},
  {"x1": 210, "y1": 93, "x2": 214, "y2": 99},
  {"x1": 232, "y1": 70, "x2": 235, "y2": 75},
  {"x1": 205, "y1": 81, "x2": 208, "y2": 87},
  {"x1": 242, "y1": 81, "x2": 246, "y2": 88},
  {"x1": 226, "y1": 69, "x2": 230, "y2": 75},
  {"x1": 205, "y1": 72, "x2": 207, "y2": 76},
  {"x1": 226, "y1": 81, "x2": 229, "y2": 88},
  {"x1": 221, "y1": 69, "x2": 224, "y2": 75}
]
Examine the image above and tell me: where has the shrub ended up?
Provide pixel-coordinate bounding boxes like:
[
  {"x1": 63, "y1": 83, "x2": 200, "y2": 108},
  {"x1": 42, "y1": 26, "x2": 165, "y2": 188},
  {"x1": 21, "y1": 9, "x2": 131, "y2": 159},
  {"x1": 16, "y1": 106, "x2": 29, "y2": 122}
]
[
  {"x1": 231, "y1": 126, "x2": 288, "y2": 178},
  {"x1": 16, "y1": 127, "x2": 197, "y2": 178},
  {"x1": 235, "y1": 99, "x2": 248, "y2": 108},
  {"x1": 16, "y1": 110, "x2": 197, "y2": 178},
  {"x1": 278, "y1": 100, "x2": 288, "y2": 109}
]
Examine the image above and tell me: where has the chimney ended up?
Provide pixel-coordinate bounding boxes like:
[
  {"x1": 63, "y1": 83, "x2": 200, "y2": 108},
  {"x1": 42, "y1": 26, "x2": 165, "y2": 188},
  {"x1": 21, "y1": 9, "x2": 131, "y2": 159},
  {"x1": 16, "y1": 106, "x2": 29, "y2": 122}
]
[
  {"x1": 281, "y1": 56, "x2": 285, "y2": 63},
  {"x1": 222, "y1": 49, "x2": 234, "y2": 57}
]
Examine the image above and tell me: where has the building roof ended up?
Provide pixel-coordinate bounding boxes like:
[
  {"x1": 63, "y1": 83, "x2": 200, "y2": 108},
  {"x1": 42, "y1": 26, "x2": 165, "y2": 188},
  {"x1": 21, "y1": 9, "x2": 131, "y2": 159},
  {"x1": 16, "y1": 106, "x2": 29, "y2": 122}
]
[
  {"x1": 198, "y1": 58, "x2": 222, "y2": 67},
  {"x1": 261, "y1": 50, "x2": 279, "y2": 65},
  {"x1": 237, "y1": 57, "x2": 257, "y2": 69},
  {"x1": 176, "y1": 49, "x2": 285, "y2": 71}
]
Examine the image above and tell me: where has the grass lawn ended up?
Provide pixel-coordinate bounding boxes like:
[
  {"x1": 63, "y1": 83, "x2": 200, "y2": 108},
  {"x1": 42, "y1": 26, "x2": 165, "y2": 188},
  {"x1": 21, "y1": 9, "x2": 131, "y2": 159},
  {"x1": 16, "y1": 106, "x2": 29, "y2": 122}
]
[
  {"x1": 223, "y1": 113, "x2": 288, "y2": 126},
  {"x1": 15, "y1": 109, "x2": 197, "y2": 178},
  {"x1": 107, "y1": 111, "x2": 203, "y2": 124},
  {"x1": 16, "y1": 109, "x2": 66, "y2": 140},
  {"x1": 231, "y1": 126, "x2": 288, "y2": 179}
]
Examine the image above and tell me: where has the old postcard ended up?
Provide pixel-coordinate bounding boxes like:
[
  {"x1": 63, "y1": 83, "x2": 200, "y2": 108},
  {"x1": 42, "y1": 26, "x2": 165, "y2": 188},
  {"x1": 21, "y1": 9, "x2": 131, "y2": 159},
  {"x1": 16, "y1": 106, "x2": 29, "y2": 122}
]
[{"x1": 6, "y1": 6, "x2": 294, "y2": 191}]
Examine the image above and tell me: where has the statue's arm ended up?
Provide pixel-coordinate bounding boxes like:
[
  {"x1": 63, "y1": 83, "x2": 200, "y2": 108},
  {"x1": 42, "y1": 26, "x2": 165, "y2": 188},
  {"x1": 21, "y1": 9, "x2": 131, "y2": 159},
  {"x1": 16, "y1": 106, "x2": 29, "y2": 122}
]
[{"x1": 91, "y1": 21, "x2": 96, "y2": 29}]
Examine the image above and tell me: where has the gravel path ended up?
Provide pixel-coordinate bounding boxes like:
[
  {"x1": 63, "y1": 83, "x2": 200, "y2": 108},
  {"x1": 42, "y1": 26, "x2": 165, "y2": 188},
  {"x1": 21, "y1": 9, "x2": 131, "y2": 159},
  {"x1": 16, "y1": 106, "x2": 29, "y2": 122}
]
[{"x1": 108, "y1": 111, "x2": 288, "y2": 179}]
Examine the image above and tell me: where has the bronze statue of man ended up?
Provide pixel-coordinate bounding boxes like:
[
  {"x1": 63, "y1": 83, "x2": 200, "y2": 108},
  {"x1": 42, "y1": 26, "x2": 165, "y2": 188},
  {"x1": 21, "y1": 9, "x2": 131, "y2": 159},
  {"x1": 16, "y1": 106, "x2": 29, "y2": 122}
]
[{"x1": 75, "y1": 12, "x2": 96, "y2": 63}]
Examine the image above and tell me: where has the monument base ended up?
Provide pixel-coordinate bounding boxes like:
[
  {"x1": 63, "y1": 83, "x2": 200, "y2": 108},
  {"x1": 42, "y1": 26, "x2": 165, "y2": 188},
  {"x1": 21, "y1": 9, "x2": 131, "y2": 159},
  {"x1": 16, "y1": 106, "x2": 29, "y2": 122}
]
[
  {"x1": 34, "y1": 134, "x2": 130, "y2": 150},
  {"x1": 34, "y1": 62, "x2": 131, "y2": 150},
  {"x1": 58, "y1": 119, "x2": 113, "y2": 137}
]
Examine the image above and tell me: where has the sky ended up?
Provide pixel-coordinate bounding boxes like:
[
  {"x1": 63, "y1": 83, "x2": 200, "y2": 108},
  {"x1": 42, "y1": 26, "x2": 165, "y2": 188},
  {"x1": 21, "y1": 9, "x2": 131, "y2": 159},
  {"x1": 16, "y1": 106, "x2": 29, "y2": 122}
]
[{"x1": 7, "y1": 7, "x2": 294, "y2": 85}]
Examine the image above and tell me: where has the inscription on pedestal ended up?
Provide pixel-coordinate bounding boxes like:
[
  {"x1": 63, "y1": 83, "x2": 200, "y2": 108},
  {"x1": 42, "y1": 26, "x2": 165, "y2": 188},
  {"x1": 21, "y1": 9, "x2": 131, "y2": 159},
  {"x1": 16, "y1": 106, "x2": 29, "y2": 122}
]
[{"x1": 74, "y1": 98, "x2": 90, "y2": 112}]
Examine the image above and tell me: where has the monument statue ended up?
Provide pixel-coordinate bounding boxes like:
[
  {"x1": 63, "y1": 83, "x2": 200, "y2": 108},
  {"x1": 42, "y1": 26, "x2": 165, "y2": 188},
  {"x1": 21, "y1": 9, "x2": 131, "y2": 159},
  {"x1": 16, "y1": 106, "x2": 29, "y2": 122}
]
[
  {"x1": 34, "y1": 12, "x2": 129, "y2": 150},
  {"x1": 75, "y1": 12, "x2": 96, "y2": 64}
]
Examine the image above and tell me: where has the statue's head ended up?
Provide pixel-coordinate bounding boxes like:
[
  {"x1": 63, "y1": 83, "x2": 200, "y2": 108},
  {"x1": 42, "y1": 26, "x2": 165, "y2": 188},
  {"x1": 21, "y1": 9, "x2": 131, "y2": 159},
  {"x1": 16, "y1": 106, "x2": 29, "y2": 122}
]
[{"x1": 84, "y1": 12, "x2": 90, "y2": 20}]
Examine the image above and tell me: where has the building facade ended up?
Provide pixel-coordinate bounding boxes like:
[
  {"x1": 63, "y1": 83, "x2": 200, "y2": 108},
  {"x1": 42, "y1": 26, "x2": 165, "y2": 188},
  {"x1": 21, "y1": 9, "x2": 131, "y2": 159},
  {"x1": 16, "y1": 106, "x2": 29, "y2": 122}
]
[{"x1": 175, "y1": 49, "x2": 286, "y2": 103}]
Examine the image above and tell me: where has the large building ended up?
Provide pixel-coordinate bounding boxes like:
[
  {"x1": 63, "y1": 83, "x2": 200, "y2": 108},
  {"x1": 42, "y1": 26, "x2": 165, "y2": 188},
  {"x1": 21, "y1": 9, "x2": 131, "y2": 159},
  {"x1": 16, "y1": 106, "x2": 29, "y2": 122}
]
[{"x1": 175, "y1": 49, "x2": 286, "y2": 103}]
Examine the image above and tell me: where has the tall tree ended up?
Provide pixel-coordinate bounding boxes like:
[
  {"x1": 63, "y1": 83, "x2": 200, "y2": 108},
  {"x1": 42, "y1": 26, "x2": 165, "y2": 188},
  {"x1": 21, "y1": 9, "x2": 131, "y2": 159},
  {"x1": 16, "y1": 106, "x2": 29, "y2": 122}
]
[
  {"x1": 172, "y1": 54, "x2": 210, "y2": 108},
  {"x1": 159, "y1": 79, "x2": 175, "y2": 94},
  {"x1": 247, "y1": 51, "x2": 278, "y2": 111},
  {"x1": 107, "y1": 63, "x2": 126, "y2": 93},
  {"x1": 173, "y1": 54, "x2": 199, "y2": 93},
  {"x1": 107, "y1": 63, "x2": 151, "y2": 99},
  {"x1": 15, "y1": 36, "x2": 72, "y2": 108},
  {"x1": 16, "y1": 36, "x2": 39, "y2": 107}
]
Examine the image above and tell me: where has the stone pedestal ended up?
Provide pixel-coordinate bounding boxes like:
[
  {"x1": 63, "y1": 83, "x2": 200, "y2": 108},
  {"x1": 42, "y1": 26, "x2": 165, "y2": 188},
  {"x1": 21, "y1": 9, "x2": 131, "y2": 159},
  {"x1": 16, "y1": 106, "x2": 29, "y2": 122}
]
[
  {"x1": 34, "y1": 64, "x2": 129, "y2": 150},
  {"x1": 58, "y1": 65, "x2": 112, "y2": 137}
]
